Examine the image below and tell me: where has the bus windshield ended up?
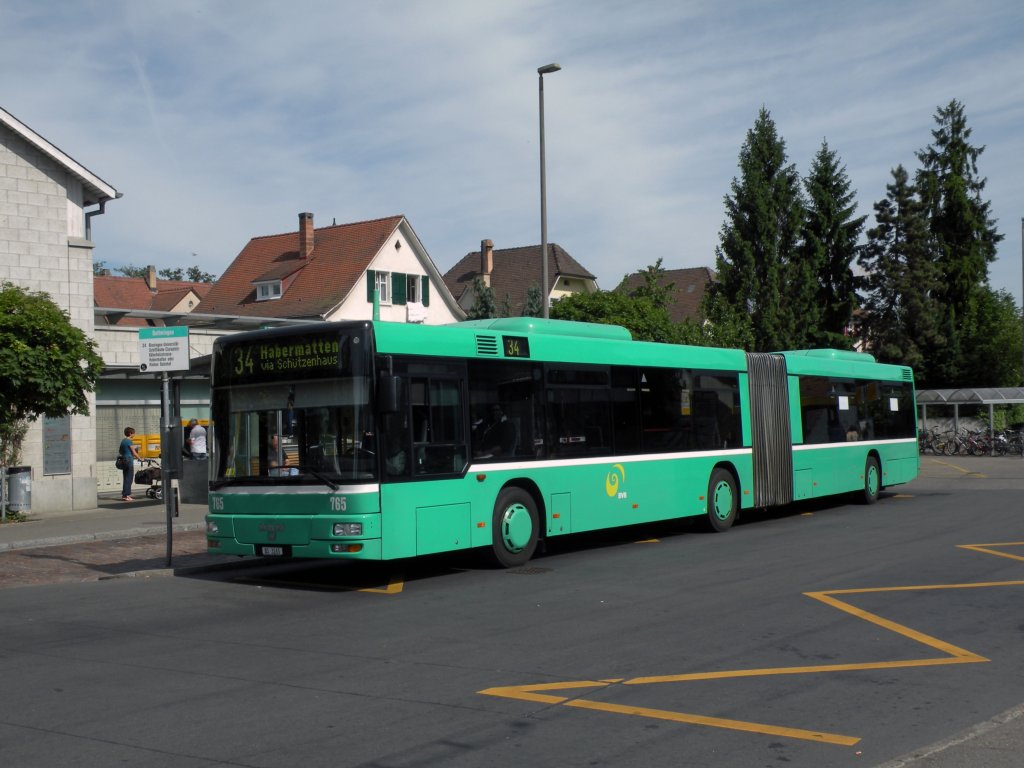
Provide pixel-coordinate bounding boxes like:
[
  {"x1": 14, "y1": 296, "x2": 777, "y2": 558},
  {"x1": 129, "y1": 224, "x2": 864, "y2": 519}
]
[
  {"x1": 209, "y1": 324, "x2": 377, "y2": 485},
  {"x1": 212, "y1": 378, "x2": 376, "y2": 484}
]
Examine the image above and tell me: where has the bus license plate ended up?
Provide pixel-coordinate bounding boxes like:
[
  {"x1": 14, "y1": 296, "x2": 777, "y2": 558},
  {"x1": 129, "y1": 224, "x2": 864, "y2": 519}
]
[{"x1": 259, "y1": 545, "x2": 285, "y2": 557}]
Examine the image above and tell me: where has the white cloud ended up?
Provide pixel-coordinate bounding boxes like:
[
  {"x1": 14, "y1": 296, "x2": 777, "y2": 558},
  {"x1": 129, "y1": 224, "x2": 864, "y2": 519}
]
[{"x1": 2, "y1": 0, "x2": 1021, "y2": 302}]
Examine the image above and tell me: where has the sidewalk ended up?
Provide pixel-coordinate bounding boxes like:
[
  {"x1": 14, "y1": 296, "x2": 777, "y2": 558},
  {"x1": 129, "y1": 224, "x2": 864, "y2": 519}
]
[
  {"x1": 0, "y1": 493, "x2": 237, "y2": 588},
  {"x1": 0, "y1": 492, "x2": 207, "y2": 552}
]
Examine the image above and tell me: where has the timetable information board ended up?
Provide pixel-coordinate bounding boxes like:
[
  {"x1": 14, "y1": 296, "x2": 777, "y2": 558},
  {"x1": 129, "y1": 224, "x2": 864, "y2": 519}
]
[{"x1": 139, "y1": 326, "x2": 190, "y2": 372}]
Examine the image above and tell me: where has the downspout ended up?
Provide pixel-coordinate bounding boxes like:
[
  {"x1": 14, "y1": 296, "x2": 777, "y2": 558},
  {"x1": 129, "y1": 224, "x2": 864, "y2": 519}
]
[
  {"x1": 84, "y1": 200, "x2": 105, "y2": 241},
  {"x1": 84, "y1": 192, "x2": 123, "y2": 240}
]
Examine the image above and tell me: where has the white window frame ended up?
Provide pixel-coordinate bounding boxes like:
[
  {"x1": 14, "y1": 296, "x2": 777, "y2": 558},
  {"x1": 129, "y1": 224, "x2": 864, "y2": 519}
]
[
  {"x1": 375, "y1": 271, "x2": 391, "y2": 304},
  {"x1": 256, "y1": 281, "x2": 282, "y2": 301},
  {"x1": 406, "y1": 274, "x2": 420, "y2": 304}
]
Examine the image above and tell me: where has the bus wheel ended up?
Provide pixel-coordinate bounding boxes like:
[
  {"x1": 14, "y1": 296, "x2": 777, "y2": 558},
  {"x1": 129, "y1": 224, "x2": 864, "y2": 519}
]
[
  {"x1": 491, "y1": 488, "x2": 539, "y2": 568},
  {"x1": 706, "y1": 468, "x2": 737, "y2": 532},
  {"x1": 861, "y1": 456, "x2": 880, "y2": 505}
]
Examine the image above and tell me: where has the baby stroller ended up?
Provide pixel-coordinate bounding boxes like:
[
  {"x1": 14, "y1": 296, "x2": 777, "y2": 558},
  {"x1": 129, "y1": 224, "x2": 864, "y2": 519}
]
[{"x1": 134, "y1": 458, "x2": 163, "y2": 500}]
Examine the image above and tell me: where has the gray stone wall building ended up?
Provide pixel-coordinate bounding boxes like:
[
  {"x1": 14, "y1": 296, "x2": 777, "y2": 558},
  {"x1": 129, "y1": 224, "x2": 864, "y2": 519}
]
[{"x1": 1, "y1": 106, "x2": 120, "y2": 511}]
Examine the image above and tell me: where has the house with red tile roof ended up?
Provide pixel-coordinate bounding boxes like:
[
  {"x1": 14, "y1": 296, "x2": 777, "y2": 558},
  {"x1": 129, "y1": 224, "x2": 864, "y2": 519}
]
[
  {"x1": 443, "y1": 239, "x2": 598, "y2": 316},
  {"x1": 196, "y1": 212, "x2": 463, "y2": 324},
  {"x1": 616, "y1": 266, "x2": 716, "y2": 323},
  {"x1": 94, "y1": 266, "x2": 212, "y2": 326}
]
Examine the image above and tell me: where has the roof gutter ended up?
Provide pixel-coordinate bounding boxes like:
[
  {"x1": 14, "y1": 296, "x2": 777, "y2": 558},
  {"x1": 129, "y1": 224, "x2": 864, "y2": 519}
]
[{"x1": 84, "y1": 191, "x2": 123, "y2": 240}]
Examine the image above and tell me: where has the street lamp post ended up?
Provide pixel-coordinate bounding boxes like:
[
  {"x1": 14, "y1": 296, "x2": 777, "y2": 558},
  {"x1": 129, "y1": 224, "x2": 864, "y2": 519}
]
[{"x1": 538, "y1": 62, "x2": 560, "y2": 319}]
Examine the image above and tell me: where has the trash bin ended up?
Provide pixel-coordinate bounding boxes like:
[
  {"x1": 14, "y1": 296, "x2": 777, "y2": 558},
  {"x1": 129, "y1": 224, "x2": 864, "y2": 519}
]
[{"x1": 6, "y1": 466, "x2": 32, "y2": 512}]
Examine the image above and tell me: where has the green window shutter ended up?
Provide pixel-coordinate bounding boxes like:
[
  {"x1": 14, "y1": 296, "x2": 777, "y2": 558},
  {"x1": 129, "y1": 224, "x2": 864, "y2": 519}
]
[
  {"x1": 421, "y1": 276, "x2": 430, "y2": 307},
  {"x1": 392, "y1": 272, "x2": 407, "y2": 305},
  {"x1": 366, "y1": 270, "x2": 376, "y2": 302}
]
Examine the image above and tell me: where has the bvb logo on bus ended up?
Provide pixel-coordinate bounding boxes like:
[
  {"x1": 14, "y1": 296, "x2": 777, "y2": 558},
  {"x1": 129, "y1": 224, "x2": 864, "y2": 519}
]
[{"x1": 605, "y1": 463, "x2": 627, "y2": 499}]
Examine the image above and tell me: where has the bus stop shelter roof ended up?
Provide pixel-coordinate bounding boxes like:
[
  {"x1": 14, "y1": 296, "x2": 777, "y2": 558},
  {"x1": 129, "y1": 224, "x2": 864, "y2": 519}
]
[{"x1": 916, "y1": 387, "x2": 1024, "y2": 405}]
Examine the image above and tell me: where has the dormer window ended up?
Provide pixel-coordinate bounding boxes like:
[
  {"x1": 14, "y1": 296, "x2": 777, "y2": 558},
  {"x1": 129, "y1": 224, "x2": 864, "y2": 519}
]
[{"x1": 256, "y1": 280, "x2": 283, "y2": 301}]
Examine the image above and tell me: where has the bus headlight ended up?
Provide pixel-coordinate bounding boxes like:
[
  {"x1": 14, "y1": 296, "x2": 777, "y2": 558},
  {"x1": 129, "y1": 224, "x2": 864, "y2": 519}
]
[
  {"x1": 207, "y1": 521, "x2": 220, "y2": 535},
  {"x1": 333, "y1": 523, "x2": 363, "y2": 536}
]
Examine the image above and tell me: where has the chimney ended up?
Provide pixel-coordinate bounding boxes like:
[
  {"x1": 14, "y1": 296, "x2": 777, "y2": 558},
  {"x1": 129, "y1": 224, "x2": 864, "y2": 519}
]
[
  {"x1": 480, "y1": 239, "x2": 494, "y2": 287},
  {"x1": 299, "y1": 212, "x2": 314, "y2": 258},
  {"x1": 146, "y1": 264, "x2": 157, "y2": 292}
]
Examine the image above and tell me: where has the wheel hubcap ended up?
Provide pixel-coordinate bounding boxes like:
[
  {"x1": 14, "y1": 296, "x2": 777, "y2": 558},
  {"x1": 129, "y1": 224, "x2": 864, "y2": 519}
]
[
  {"x1": 500, "y1": 503, "x2": 532, "y2": 552},
  {"x1": 867, "y1": 466, "x2": 879, "y2": 496},
  {"x1": 712, "y1": 481, "x2": 733, "y2": 521}
]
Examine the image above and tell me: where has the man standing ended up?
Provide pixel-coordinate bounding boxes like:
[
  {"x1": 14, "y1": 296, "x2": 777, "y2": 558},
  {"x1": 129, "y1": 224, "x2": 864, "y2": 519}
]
[{"x1": 187, "y1": 418, "x2": 208, "y2": 459}]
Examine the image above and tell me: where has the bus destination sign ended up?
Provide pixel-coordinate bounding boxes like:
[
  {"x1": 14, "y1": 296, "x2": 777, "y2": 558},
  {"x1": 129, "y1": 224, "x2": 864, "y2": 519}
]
[{"x1": 224, "y1": 334, "x2": 342, "y2": 384}]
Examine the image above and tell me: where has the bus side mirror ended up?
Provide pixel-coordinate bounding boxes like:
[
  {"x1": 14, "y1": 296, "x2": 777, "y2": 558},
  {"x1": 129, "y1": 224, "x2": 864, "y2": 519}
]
[{"x1": 378, "y1": 374, "x2": 400, "y2": 413}]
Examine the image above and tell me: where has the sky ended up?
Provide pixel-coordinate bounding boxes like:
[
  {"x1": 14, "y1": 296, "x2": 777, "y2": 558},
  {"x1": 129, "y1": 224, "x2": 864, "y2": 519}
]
[{"x1": 2, "y1": 0, "x2": 1022, "y2": 306}]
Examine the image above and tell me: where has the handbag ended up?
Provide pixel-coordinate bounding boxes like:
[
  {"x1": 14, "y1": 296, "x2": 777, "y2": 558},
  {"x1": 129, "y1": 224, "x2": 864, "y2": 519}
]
[{"x1": 115, "y1": 455, "x2": 128, "y2": 470}]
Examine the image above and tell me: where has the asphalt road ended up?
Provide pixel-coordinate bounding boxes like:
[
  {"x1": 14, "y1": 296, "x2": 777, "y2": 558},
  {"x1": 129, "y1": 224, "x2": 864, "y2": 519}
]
[{"x1": 1, "y1": 455, "x2": 1022, "y2": 767}]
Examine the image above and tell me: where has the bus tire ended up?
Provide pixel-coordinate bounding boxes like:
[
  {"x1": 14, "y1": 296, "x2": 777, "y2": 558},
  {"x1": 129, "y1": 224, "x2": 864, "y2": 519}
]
[
  {"x1": 861, "y1": 456, "x2": 880, "y2": 505},
  {"x1": 705, "y1": 468, "x2": 737, "y2": 532},
  {"x1": 490, "y1": 487, "x2": 539, "y2": 568}
]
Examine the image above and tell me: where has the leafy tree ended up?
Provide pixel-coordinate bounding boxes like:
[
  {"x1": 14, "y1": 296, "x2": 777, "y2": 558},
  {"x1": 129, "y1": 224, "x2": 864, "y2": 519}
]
[
  {"x1": 161, "y1": 266, "x2": 216, "y2": 282},
  {"x1": 550, "y1": 290, "x2": 680, "y2": 343},
  {"x1": 0, "y1": 282, "x2": 104, "y2": 468},
  {"x1": 706, "y1": 107, "x2": 805, "y2": 351},
  {"x1": 858, "y1": 165, "x2": 944, "y2": 381},
  {"x1": 915, "y1": 99, "x2": 1003, "y2": 385},
  {"x1": 116, "y1": 264, "x2": 148, "y2": 278},
  {"x1": 961, "y1": 288, "x2": 1022, "y2": 388},
  {"x1": 624, "y1": 258, "x2": 675, "y2": 311},
  {"x1": 189, "y1": 266, "x2": 216, "y2": 283},
  {"x1": 801, "y1": 140, "x2": 865, "y2": 349},
  {"x1": 466, "y1": 276, "x2": 497, "y2": 319},
  {"x1": 115, "y1": 264, "x2": 216, "y2": 283}
]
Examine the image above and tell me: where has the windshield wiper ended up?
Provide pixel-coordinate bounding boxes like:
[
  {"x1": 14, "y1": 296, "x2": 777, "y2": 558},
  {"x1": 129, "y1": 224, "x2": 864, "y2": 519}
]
[
  {"x1": 210, "y1": 469, "x2": 341, "y2": 491},
  {"x1": 294, "y1": 466, "x2": 341, "y2": 491}
]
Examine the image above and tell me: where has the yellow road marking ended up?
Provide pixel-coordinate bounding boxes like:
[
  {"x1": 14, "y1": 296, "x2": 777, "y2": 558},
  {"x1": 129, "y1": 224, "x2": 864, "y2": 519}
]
[
  {"x1": 957, "y1": 542, "x2": 1024, "y2": 563},
  {"x1": 480, "y1": 545, "x2": 1023, "y2": 746},
  {"x1": 635, "y1": 538, "x2": 660, "y2": 544},
  {"x1": 359, "y1": 573, "x2": 405, "y2": 594},
  {"x1": 480, "y1": 680, "x2": 611, "y2": 704},
  {"x1": 566, "y1": 699, "x2": 861, "y2": 746},
  {"x1": 924, "y1": 457, "x2": 987, "y2": 477},
  {"x1": 481, "y1": 678, "x2": 860, "y2": 745}
]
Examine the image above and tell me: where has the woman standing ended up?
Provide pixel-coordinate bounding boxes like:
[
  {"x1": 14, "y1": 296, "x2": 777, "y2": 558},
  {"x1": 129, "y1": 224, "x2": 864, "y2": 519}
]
[{"x1": 119, "y1": 427, "x2": 143, "y2": 501}]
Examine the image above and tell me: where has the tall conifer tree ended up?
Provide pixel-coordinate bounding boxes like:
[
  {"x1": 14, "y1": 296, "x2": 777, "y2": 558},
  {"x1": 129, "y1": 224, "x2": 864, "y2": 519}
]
[
  {"x1": 707, "y1": 107, "x2": 804, "y2": 351},
  {"x1": 915, "y1": 99, "x2": 1002, "y2": 385},
  {"x1": 800, "y1": 140, "x2": 865, "y2": 349},
  {"x1": 858, "y1": 165, "x2": 943, "y2": 382}
]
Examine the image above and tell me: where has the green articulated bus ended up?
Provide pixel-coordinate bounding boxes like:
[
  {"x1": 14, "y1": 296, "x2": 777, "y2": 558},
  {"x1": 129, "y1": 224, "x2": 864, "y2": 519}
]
[{"x1": 206, "y1": 317, "x2": 918, "y2": 567}]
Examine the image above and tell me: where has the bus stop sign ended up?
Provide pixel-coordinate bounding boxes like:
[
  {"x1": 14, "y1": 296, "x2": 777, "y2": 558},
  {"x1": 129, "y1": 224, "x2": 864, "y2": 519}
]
[{"x1": 139, "y1": 326, "x2": 190, "y2": 372}]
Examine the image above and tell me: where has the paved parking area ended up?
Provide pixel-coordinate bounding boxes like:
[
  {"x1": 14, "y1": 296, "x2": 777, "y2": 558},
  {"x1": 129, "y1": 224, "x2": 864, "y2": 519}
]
[{"x1": 0, "y1": 530, "x2": 234, "y2": 588}]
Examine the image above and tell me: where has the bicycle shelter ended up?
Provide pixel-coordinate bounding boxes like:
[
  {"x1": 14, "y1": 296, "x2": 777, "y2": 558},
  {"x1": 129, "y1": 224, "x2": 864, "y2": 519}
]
[{"x1": 917, "y1": 387, "x2": 1024, "y2": 457}]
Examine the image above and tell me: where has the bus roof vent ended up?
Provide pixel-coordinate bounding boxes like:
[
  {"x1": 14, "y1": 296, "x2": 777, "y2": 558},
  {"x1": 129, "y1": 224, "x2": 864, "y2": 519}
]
[
  {"x1": 903, "y1": 369, "x2": 914, "y2": 382},
  {"x1": 785, "y1": 348, "x2": 876, "y2": 363},
  {"x1": 476, "y1": 335, "x2": 499, "y2": 355}
]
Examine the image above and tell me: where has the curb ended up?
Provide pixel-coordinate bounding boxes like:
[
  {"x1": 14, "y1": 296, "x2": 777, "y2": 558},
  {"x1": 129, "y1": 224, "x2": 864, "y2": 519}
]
[{"x1": 0, "y1": 522, "x2": 207, "y2": 553}]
